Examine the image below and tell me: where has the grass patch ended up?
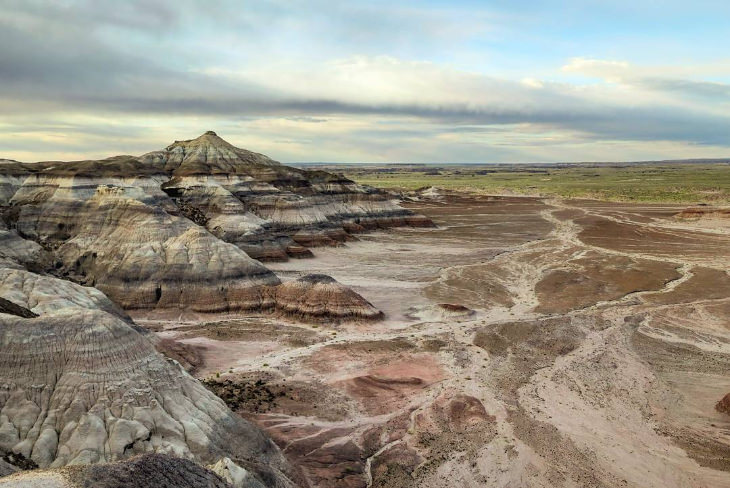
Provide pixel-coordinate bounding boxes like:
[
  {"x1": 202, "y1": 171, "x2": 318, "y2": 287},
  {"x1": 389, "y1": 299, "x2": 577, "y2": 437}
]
[{"x1": 343, "y1": 164, "x2": 730, "y2": 204}]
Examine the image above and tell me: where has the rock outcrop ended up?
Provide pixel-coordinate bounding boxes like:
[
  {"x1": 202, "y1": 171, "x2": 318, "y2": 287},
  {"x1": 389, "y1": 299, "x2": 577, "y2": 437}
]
[
  {"x1": 0, "y1": 131, "x2": 427, "y2": 483},
  {"x1": 716, "y1": 393, "x2": 730, "y2": 415},
  {"x1": 274, "y1": 274, "x2": 383, "y2": 321},
  {"x1": 436, "y1": 303, "x2": 475, "y2": 319},
  {"x1": 0, "y1": 458, "x2": 19, "y2": 479},
  {"x1": 0, "y1": 298, "x2": 37, "y2": 319},
  {"x1": 0, "y1": 268, "x2": 296, "y2": 486},
  {"x1": 208, "y1": 457, "x2": 261, "y2": 488},
  {"x1": 0, "y1": 453, "x2": 240, "y2": 488},
  {"x1": 6, "y1": 177, "x2": 279, "y2": 312},
  {"x1": 0, "y1": 132, "x2": 428, "y2": 315},
  {"x1": 0, "y1": 221, "x2": 50, "y2": 272}
]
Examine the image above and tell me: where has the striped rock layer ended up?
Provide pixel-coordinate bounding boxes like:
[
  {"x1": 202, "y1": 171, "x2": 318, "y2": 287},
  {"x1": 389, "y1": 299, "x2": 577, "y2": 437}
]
[{"x1": 0, "y1": 131, "x2": 430, "y2": 317}]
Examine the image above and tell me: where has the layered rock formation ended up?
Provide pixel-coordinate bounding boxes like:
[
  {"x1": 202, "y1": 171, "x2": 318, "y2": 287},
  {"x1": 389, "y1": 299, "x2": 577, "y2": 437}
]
[
  {"x1": 6, "y1": 175, "x2": 279, "y2": 312},
  {"x1": 151, "y1": 133, "x2": 431, "y2": 262},
  {"x1": 0, "y1": 131, "x2": 434, "y2": 483},
  {"x1": 0, "y1": 220, "x2": 50, "y2": 272},
  {"x1": 0, "y1": 131, "x2": 429, "y2": 315},
  {"x1": 0, "y1": 267, "x2": 295, "y2": 486},
  {"x1": 274, "y1": 274, "x2": 383, "y2": 321},
  {"x1": 0, "y1": 453, "x2": 235, "y2": 488}
]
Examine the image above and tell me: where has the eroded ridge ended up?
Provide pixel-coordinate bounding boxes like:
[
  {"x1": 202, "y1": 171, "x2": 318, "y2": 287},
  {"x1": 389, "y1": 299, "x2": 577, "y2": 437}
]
[
  {"x1": 0, "y1": 266, "x2": 298, "y2": 487},
  {"x1": 0, "y1": 132, "x2": 432, "y2": 318}
]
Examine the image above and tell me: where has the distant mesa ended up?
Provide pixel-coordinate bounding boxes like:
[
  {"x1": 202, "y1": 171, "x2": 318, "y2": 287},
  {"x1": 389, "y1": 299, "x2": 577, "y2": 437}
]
[{"x1": 403, "y1": 185, "x2": 444, "y2": 201}]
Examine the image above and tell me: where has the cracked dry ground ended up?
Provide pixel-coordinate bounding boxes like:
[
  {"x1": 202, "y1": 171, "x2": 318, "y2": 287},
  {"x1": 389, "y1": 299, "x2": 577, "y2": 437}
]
[{"x1": 144, "y1": 194, "x2": 730, "y2": 488}]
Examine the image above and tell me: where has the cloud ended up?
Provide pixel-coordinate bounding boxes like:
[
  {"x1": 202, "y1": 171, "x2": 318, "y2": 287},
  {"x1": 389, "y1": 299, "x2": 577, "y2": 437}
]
[
  {"x1": 562, "y1": 58, "x2": 631, "y2": 81},
  {"x1": 53, "y1": 56, "x2": 722, "y2": 146},
  {"x1": 563, "y1": 57, "x2": 730, "y2": 102},
  {"x1": 0, "y1": 2, "x2": 729, "y2": 162}
]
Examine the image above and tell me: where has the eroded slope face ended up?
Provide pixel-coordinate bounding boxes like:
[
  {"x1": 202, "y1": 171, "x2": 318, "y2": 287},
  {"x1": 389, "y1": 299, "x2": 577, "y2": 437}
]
[
  {"x1": 0, "y1": 266, "x2": 295, "y2": 487},
  {"x1": 150, "y1": 131, "x2": 284, "y2": 175},
  {"x1": 274, "y1": 274, "x2": 383, "y2": 320},
  {"x1": 0, "y1": 453, "x2": 234, "y2": 488},
  {"x1": 171, "y1": 192, "x2": 730, "y2": 488},
  {"x1": 0, "y1": 132, "x2": 428, "y2": 315},
  {"x1": 11, "y1": 180, "x2": 278, "y2": 311}
]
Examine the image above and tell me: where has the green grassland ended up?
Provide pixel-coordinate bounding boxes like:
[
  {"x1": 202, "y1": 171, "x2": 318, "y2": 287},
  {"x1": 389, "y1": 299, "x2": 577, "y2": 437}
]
[{"x1": 342, "y1": 164, "x2": 730, "y2": 204}]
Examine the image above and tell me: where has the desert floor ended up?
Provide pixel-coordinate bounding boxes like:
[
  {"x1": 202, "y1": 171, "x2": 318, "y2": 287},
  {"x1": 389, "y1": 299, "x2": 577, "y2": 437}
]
[{"x1": 139, "y1": 193, "x2": 730, "y2": 488}]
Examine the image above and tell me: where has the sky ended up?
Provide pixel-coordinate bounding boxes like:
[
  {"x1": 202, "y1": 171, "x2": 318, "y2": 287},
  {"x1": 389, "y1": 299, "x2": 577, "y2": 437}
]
[{"x1": 1, "y1": 0, "x2": 729, "y2": 164}]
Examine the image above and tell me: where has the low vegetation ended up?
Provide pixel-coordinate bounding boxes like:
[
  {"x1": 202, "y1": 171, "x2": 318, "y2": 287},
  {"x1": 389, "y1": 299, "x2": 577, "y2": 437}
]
[{"x1": 340, "y1": 163, "x2": 730, "y2": 203}]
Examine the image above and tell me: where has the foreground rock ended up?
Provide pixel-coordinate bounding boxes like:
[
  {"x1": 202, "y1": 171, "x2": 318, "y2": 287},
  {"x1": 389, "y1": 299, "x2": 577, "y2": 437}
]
[
  {"x1": 0, "y1": 298, "x2": 37, "y2": 318},
  {"x1": 0, "y1": 453, "x2": 238, "y2": 488},
  {"x1": 0, "y1": 268, "x2": 296, "y2": 486},
  {"x1": 208, "y1": 457, "x2": 261, "y2": 488}
]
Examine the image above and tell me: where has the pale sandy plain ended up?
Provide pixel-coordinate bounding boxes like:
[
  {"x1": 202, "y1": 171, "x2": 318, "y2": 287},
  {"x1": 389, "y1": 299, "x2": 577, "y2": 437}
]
[{"x1": 140, "y1": 191, "x2": 730, "y2": 488}]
